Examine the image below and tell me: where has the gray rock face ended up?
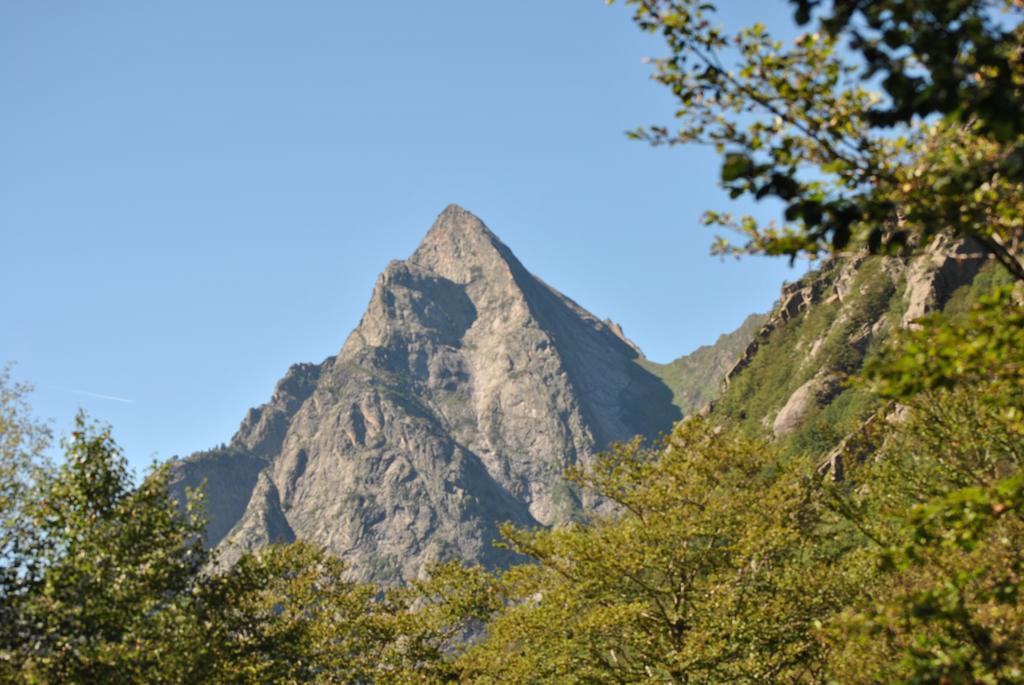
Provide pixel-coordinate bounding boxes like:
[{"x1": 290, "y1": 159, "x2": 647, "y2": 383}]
[
  {"x1": 217, "y1": 472, "x2": 296, "y2": 568},
  {"x1": 170, "y1": 205, "x2": 679, "y2": 583},
  {"x1": 901, "y1": 236, "x2": 986, "y2": 328},
  {"x1": 772, "y1": 371, "x2": 843, "y2": 437}
]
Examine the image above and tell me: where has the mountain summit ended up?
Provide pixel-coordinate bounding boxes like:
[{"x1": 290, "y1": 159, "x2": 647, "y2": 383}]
[{"x1": 170, "y1": 206, "x2": 680, "y2": 582}]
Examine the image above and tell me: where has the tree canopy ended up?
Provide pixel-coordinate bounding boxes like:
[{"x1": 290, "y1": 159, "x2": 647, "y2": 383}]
[{"x1": 620, "y1": 0, "x2": 1024, "y2": 279}]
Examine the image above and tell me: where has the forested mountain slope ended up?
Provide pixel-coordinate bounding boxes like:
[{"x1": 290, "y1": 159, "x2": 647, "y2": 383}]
[
  {"x1": 639, "y1": 312, "x2": 767, "y2": 416},
  {"x1": 710, "y1": 238, "x2": 1008, "y2": 458}
]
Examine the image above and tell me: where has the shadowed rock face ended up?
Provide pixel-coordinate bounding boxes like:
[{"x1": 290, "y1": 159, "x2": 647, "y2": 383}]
[{"x1": 169, "y1": 205, "x2": 680, "y2": 583}]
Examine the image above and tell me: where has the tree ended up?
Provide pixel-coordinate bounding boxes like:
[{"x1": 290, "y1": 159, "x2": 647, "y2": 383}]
[
  {"x1": 456, "y1": 420, "x2": 854, "y2": 683},
  {"x1": 618, "y1": 0, "x2": 1024, "y2": 278},
  {"x1": 0, "y1": 367, "x2": 52, "y2": 681},
  {"x1": 5, "y1": 415, "x2": 208, "y2": 683},
  {"x1": 0, "y1": 372, "x2": 478, "y2": 683},
  {"x1": 818, "y1": 288, "x2": 1024, "y2": 683},
  {"x1": 185, "y1": 542, "x2": 389, "y2": 684}
]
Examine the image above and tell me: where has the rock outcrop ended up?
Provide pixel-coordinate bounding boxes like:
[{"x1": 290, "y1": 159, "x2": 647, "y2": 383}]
[
  {"x1": 170, "y1": 205, "x2": 680, "y2": 583},
  {"x1": 772, "y1": 371, "x2": 843, "y2": 437},
  {"x1": 900, "y1": 236, "x2": 986, "y2": 328},
  {"x1": 714, "y1": 238, "x2": 992, "y2": 443}
]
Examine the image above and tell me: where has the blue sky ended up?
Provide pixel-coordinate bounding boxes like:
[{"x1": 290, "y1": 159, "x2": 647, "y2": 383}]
[{"x1": 2, "y1": 1, "x2": 804, "y2": 473}]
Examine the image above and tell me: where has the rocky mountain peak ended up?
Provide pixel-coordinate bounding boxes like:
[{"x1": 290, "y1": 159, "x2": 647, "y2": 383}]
[
  {"x1": 408, "y1": 204, "x2": 521, "y2": 286},
  {"x1": 170, "y1": 206, "x2": 682, "y2": 583}
]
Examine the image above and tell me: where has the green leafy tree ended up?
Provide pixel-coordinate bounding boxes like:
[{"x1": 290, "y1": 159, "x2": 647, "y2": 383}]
[
  {"x1": 187, "y1": 541, "x2": 392, "y2": 684},
  {"x1": 0, "y1": 368, "x2": 52, "y2": 682},
  {"x1": 456, "y1": 420, "x2": 855, "y2": 683},
  {"x1": 182, "y1": 544, "x2": 503, "y2": 684},
  {"x1": 822, "y1": 389, "x2": 1024, "y2": 683},
  {"x1": 618, "y1": 0, "x2": 1024, "y2": 278},
  {"x1": 791, "y1": 0, "x2": 1024, "y2": 140},
  {"x1": 822, "y1": 288, "x2": 1024, "y2": 683},
  {"x1": 385, "y1": 560, "x2": 506, "y2": 683},
  {"x1": 0, "y1": 379, "x2": 467, "y2": 683},
  {"x1": 8, "y1": 416, "x2": 208, "y2": 683}
]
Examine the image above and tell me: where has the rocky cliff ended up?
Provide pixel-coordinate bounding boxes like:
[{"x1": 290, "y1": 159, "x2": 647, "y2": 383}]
[
  {"x1": 710, "y1": 236, "x2": 1003, "y2": 458},
  {"x1": 170, "y1": 205, "x2": 691, "y2": 583}
]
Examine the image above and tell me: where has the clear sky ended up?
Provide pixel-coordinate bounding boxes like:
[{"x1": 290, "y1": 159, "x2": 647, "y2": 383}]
[{"x1": 2, "y1": 1, "x2": 805, "y2": 474}]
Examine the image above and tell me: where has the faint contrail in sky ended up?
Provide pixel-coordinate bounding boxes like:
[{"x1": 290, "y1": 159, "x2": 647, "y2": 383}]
[{"x1": 53, "y1": 386, "x2": 134, "y2": 404}]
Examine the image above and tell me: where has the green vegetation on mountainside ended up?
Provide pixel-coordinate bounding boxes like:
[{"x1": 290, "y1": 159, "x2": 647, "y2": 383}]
[
  {"x1": 714, "y1": 257, "x2": 892, "y2": 444},
  {"x1": 943, "y1": 260, "x2": 1016, "y2": 317},
  {"x1": 712, "y1": 257, "x2": 1012, "y2": 460},
  {"x1": 638, "y1": 312, "x2": 766, "y2": 416}
]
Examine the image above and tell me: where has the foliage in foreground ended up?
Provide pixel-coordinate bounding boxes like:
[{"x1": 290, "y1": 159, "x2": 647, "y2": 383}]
[
  {"x1": 448, "y1": 283, "x2": 1024, "y2": 684},
  {"x1": 0, "y1": 391, "x2": 479, "y2": 684},
  {"x1": 454, "y1": 423, "x2": 846, "y2": 683},
  {"x1": 619, "y1": 0, "x2": 1024, "y2": 280}
]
